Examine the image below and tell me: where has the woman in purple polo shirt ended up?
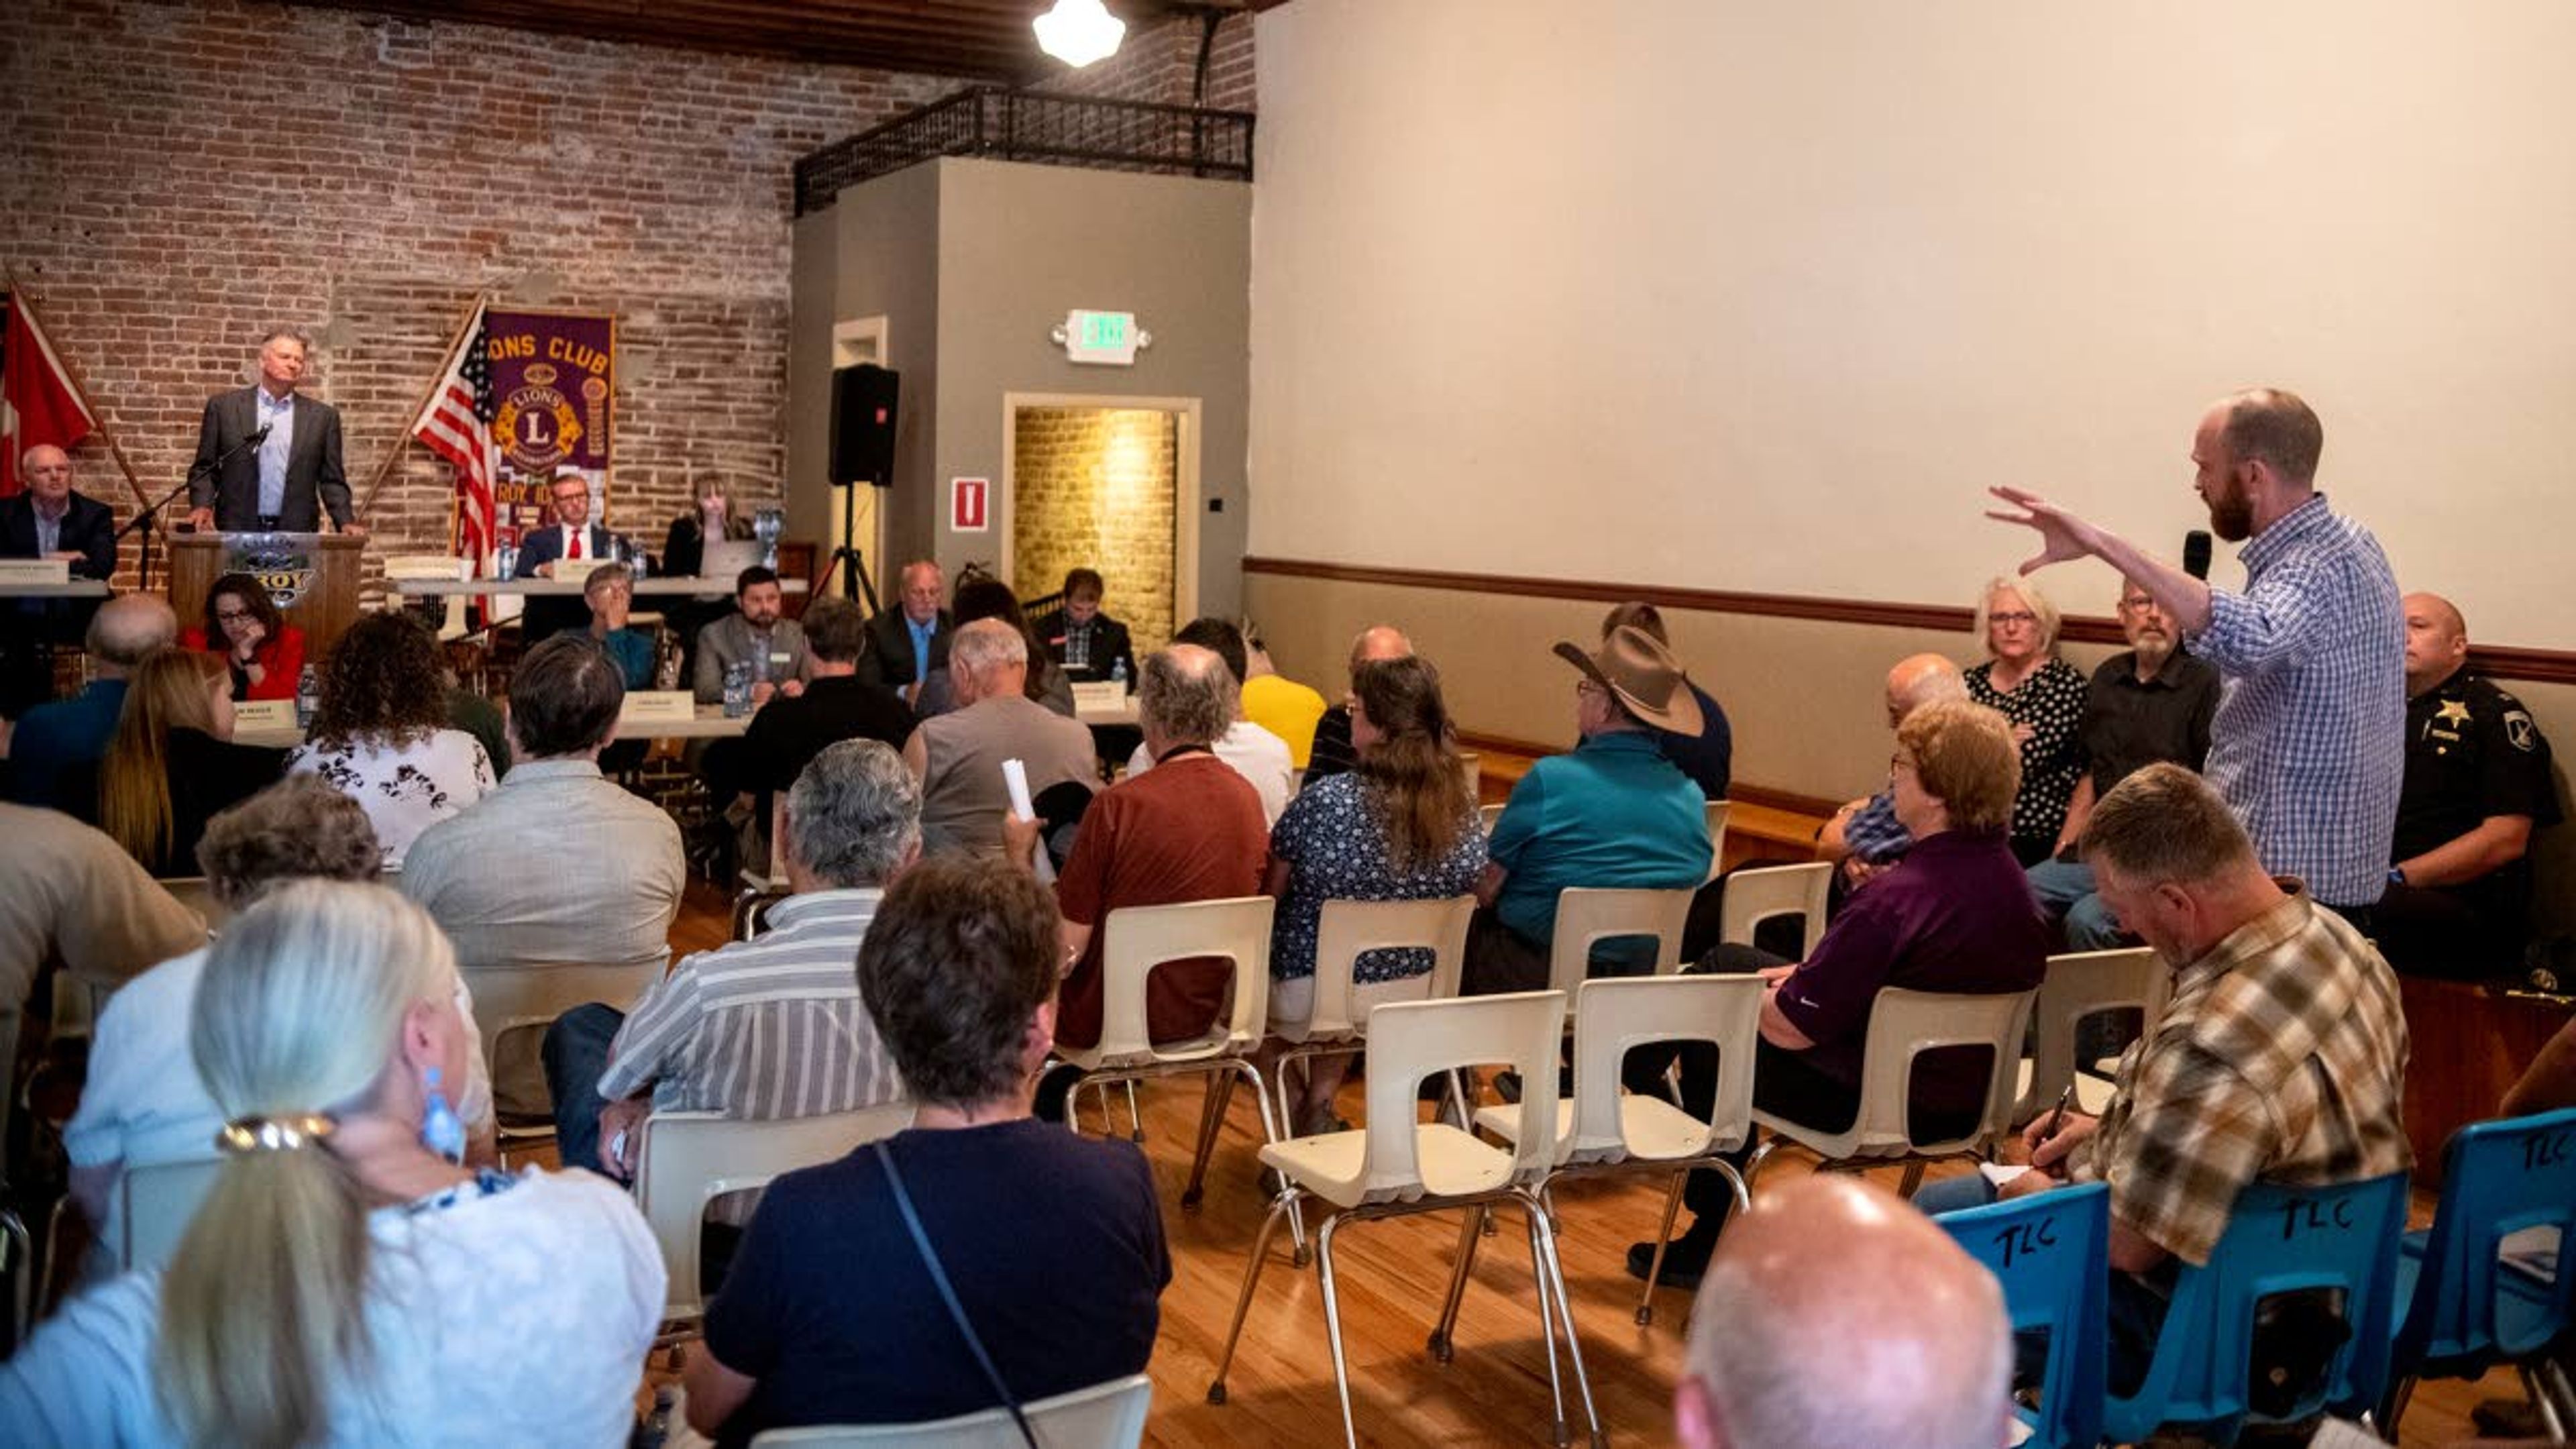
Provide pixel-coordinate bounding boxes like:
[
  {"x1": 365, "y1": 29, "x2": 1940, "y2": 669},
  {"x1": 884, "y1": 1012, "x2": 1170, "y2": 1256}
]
[{"x1": 1628, "y1": 698, "x2": 2050, "y2": 1289}]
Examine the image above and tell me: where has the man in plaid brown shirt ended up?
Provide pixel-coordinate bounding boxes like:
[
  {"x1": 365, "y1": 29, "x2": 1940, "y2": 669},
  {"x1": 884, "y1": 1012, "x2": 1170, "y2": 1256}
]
[{"x1": 1917, "y1": 762, "x2": 2410, "y2": 1391}]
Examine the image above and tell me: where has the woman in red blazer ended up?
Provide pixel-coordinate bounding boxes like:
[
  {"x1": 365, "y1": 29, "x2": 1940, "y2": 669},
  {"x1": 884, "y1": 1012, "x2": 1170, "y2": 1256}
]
[{"x1": 180, "y1": 572, "x2": 307, "y2": 702}]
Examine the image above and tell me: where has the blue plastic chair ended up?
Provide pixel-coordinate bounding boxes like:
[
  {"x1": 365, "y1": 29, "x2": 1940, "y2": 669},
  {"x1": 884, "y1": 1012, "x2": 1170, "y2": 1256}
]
[
  {"x1": 2101, "y1": 1172, "x2": 2408, "y2": 1447},
  {"x1": 1935, "y1": 1182, "x2": 2109, "y2": 1449},
  {"x1": 2381, "y1": 1106, "x2": 2576, "y2": 1434}
]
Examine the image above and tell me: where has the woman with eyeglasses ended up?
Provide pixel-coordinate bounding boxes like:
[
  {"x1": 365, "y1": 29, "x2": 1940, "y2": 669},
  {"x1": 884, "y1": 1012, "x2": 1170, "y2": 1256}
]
[
  {"x1": 1964, "y1": 574, "x2": 2089, "y2": 866},
  {"x1": 178, "y1": 572, "x2": 307, "y2": 703}
]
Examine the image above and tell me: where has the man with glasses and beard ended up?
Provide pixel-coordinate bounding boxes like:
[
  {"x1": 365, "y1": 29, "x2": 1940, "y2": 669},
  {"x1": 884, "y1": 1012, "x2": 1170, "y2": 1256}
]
[
  {"x1": 1989, "y1": 388, "x2": 2404, "y2": 931},
  {"x1": 2025, "y1": 579, "x2": 2222, "y2": 949}
]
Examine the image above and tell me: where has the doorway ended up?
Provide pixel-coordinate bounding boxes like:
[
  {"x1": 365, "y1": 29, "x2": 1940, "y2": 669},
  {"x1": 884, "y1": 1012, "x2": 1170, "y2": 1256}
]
[{"x1": 1002, "y1": 394, "x2": 1201, "y2": 653}]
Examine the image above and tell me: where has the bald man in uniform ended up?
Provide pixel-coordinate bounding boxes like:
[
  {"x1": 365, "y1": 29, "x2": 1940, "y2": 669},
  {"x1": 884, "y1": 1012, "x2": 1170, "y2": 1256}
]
[
  {"x1": 1674, "y1": 1174, "x2": 2012, "y2": 1449},
  {"x1": 2380, "y1": 592, "x2": 2560, "y2": 979}
]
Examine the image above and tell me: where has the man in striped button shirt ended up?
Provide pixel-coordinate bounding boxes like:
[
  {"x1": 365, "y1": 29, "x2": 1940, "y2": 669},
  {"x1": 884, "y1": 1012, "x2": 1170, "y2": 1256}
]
[
  {"x1": 543, "y1": 738, "x2": 922, "y2": 1179},
  {"x1": 1991, "y1": 387, "x2": 2405, "y2": 921}
]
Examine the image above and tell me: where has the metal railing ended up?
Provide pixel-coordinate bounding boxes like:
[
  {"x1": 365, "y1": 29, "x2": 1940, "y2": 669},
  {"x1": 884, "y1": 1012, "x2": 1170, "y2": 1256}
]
[{"x1": 796, "y1": 86, "x2": 1254, "y2": 215}]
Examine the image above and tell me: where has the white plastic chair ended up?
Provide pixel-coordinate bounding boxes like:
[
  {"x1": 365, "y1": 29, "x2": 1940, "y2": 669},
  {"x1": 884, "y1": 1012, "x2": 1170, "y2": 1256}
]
[
  {"x1": 1472, "y1": 973, "x2": 1764, "y2": 1325},
  {"x1": 1547, "y1": 887, "x2": 1696, "y2": 1012},
  {"x1": 2013, "y1": 947, "x2": 2163, "y2": 1121},
  {"x1": 1703, "y1": 799, "x2": 1732, "y2": 882},
  {"x1": 1746, "y1": 985, "x2": 2039, "y2": 1196},
  {"x1": 1205, "y1": 990, "x2": 1602, "y2": 1449},
  {"x1": 1054, "y1": 898, "x2": 1281, "y2": 1224},
  {"x1": 747, "y1": 1372, "x2": 1152, "y2": 1448},
  {"x1": 460, "y1": 959, "x2": 666, "y2": 1165},
  {"x1": 1455, "y1": 750, "x2": 1483, "y2": 804},
  {"x1": 1270, "y1": 896, "x2": 1474, "y2": 1138},
  {"x1": 1716, "y1": 861, "x2": 1831, "y2": 960},
  {"x1": 383, "y1": 553, "x2": 470, "y2": 641},
  {"x1": 637, "y1": 1103, "x2": 915, "y2": 1328},
  {"x1": 116, "y1": 1157, "x2": 223, "y2": 1273},
  {"x1": 1477, "y1": 801, "x2": 1505, "y2": 835}
]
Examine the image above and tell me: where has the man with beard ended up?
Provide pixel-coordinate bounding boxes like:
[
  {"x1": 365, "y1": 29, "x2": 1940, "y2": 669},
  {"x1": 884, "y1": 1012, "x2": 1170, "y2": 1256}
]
[
  {"x1": 2025, "y1": 578, "x2": 2221, "y2": 948},
  {"x1": 1989, "y1": 388, "x2": 2404, "y2": 928}
]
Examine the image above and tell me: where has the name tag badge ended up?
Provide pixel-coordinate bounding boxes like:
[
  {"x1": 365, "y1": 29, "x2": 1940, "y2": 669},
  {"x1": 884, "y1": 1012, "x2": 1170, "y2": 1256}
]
[{"x1": 769, "y1": 651, "x2": 792, "y2": 666}]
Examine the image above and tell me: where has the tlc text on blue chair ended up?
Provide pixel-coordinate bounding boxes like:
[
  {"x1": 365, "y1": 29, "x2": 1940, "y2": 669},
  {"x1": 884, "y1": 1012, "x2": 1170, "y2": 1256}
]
[{"x1": 1935, "y1": 1180, "x2": 2109, "y2": 1449}]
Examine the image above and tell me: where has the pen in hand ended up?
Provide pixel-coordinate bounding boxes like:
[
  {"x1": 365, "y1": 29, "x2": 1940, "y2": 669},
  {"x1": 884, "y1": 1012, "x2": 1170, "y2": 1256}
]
[{"x1": 2036, "y1": 1082, "x2": 2075, "y2": 1177}]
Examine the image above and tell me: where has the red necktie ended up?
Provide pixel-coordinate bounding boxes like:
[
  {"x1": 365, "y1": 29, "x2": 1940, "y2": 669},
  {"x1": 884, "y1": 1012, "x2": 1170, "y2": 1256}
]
[{"x1": 569, "y1": 527, "x2": 583, "y2": 560}]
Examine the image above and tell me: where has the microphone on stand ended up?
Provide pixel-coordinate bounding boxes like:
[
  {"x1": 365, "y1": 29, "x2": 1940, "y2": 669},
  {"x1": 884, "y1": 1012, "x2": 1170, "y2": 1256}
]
[
  {"x1": 247, "y1": 423, "x2": 274, "y2": 446},
  {"x1": 2182, "y1": 529, "x2": 2212, "y2": 580}
]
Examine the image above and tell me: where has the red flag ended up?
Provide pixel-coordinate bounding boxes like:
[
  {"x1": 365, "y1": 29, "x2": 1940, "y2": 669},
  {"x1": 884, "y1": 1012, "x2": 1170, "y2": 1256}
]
[{"x1": 1, "y1": 294, "x2": 99, "y2": 498}]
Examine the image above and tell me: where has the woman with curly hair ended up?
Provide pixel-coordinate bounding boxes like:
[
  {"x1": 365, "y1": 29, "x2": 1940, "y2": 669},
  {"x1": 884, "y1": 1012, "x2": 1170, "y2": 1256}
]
[
  {"x1": 178, "y1": 572, "x2": 307, "y2": 702},
  {"x1": 286, "y1": 611, "x2": 494, "y2": 868}
]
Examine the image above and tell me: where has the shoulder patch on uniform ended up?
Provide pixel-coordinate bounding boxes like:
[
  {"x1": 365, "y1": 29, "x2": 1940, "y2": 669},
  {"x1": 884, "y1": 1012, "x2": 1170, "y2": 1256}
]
[{"x1": 2504, "y1": 710, "x2": 2538, "y2": 752}]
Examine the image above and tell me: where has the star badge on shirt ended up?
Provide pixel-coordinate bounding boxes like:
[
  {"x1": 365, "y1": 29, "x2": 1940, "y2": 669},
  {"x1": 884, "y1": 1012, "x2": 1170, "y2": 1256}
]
[{"x1": 2434, "y1": 699, "x2": 2473, "y2": 729}]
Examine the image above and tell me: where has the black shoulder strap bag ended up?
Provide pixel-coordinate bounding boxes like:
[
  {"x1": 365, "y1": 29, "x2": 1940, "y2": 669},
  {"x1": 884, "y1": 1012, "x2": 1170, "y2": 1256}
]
[{"x1": 874, "y1": 1142, "x2": 1040, "y2": 1448}]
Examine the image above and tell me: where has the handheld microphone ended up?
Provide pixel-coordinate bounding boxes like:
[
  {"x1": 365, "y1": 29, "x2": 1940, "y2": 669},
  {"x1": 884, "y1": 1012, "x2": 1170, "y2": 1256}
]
[
  {"x1": 248, "y1": 423, "x2": 273, "y2": 445},
  {"x1": 2182, "y1": 530, "x2": 2212, "y2": 580}
]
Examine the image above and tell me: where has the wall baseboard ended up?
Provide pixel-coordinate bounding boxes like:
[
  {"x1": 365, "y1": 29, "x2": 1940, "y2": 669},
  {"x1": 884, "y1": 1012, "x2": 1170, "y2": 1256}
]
[{"x1": 1246, "y1": 556, "x2": 2576, "y2": 688}]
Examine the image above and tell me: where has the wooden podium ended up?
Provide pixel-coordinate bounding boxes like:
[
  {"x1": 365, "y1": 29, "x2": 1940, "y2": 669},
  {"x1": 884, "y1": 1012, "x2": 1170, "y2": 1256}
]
[{"x1": 170, "y1": 533, "x2": 365, "y2": 659}]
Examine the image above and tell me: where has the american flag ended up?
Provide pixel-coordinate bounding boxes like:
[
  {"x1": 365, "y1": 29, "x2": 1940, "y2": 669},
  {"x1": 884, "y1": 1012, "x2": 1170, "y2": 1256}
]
[{"x1": 411, "y1": 300, "x2": 495, "y2": 575}]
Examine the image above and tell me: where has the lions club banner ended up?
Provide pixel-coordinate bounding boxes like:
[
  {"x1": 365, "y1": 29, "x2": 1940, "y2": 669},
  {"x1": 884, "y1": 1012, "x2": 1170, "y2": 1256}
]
[{"x1": 487, "y1": 308, "x2": 614, "y2": 538}]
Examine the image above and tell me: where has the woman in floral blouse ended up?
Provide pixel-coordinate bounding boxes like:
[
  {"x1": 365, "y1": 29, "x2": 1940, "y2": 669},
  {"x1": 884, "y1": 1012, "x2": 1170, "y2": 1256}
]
[
  {"x1": 1263, "y1": 655, "x2": 1485, "y2": 1135},
  {"x1": 1964, "y1": 574, "x2": 2090, "y2": 865},
  {"x1": 287, "y1": 611, "x2": 494, "y2": 869}
]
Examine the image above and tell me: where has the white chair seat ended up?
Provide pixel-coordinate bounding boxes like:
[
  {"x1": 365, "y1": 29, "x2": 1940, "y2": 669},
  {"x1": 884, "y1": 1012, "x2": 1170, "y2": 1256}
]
[
  {"x1": 1260, "y1": 1122, "x2": 1516, "y2": 1210},
  {"x1": 1055, "y1": 1025, "x2": 1229, "y2": 1074},
  {"x1": 1473, "y1": 1093, "x2": 1717, "y2": 1167},
  {"x1": 2074, "y1": 1070, "x2": 2117, "y2": 1116}
]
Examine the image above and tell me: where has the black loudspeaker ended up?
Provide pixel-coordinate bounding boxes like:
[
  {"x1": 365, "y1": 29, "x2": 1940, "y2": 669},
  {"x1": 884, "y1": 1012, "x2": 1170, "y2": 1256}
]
[{"x1": 831, "y1": 364, "x2": 899, "y2": 487}]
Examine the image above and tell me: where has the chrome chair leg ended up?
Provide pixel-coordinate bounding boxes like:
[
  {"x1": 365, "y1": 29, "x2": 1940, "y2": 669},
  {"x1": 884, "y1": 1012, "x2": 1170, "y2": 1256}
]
[
  {"x1": 1521, "y1": 1199, "x2": 1572, "y2": 1448},
  {"x1": 1181, "y1": 1071, "x2": 1233, "y2": 1212},
  {"x1": 1205, "y1": 1187, "x2": 1298, "y2": 1405},
  {"x1": 1430, "y1": 1203, "x2": 1485, "y2": 1363},
  {"x1": 1528, "y1": 1194, "x2": 1607, "y2": 1448},
  {"x1": 1638, "y1": 1169, "x2": 1688, "y2": 1326},
  {"x1": 1123, "y1": 1079, "x2": 1145, "y2": 1142},
  {"x1": 1316, "y1": 1213, "x2": 1360, "y2": 1449}
]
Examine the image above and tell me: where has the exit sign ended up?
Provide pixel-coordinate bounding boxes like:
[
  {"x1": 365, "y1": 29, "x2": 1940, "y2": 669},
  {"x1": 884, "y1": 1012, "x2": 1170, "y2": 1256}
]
[{"x1": 1061, "y1": 309, "x2": 1145, "y2": 366}]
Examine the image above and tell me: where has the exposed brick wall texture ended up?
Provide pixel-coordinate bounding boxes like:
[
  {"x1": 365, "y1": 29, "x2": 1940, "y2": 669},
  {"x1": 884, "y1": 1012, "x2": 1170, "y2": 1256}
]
[
  {"x1": 1032, "y1": 9, "x2": 1256, "y2": 112},
  {"x1": 0, "y1": 0, "x2": 962, "y2": 599},
  {"x1": 1012, "y1": 406, "x2": 1177, "y2": 655}
]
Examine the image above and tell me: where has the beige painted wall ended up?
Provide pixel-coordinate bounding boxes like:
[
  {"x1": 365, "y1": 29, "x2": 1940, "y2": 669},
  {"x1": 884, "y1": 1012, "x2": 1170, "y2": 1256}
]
[
  {"x1": 1249, "y1": 0, "x2": 2576, "y2": 650},
  {"x1": 1248, "y1": 572, "x2": 2576, "y2": 936}
]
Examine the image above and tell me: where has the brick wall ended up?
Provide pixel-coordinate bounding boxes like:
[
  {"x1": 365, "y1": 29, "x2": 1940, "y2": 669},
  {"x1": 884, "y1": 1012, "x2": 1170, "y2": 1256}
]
[
  {"x1": 1034, "y1": 9, "x2": 1256, "y2": 111},
  {"x1": 0, "y1": 0, "x2": 961, "y2": 596},
  {"x1": 1012, "y1": 406, "x2": 1177, "y2": 653}
]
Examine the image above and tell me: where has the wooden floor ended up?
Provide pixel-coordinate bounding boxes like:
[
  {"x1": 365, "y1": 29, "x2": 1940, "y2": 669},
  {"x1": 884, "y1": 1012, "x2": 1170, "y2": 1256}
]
[{"x1": 662, "y1": 881, "x2": 2526, "y2": 1448}]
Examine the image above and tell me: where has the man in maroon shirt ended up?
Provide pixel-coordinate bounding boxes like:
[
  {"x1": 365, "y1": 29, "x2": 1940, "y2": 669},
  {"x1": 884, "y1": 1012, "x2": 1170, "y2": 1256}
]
[{"x1": 1009, "y1": 643, "x2": 1269, "y2": 1064}]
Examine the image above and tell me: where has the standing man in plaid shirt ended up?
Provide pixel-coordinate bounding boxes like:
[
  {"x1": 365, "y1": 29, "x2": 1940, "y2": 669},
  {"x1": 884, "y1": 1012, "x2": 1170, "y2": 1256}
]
[
  {"x1": 1990, "y1": 388, "x2": 2405, "y2": 924},
  {"x1": 1914, "y1": 764, "x2": 2409, "y2": 1391}
]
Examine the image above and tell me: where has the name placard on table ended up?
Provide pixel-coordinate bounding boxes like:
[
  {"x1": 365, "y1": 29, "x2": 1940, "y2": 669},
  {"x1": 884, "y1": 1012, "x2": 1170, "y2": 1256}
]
[
  {"x1": 620, "y1": 691, "x2": 697, "y2": 727},
  {"x1": 0, "y1": 559, "x2": 70, "y2": 586}
]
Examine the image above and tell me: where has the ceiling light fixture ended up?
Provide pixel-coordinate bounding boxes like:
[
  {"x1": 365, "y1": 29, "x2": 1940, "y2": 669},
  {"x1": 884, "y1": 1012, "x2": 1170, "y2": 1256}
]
[{"x1": 1034, "y1": 0, "x2": 1126, "y2": 68}]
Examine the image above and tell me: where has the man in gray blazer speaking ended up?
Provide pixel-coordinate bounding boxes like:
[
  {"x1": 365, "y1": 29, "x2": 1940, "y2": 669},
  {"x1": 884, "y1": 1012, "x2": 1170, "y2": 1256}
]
[{"x1": 185, "y1": 327, "x2": 365, "y2": 537}]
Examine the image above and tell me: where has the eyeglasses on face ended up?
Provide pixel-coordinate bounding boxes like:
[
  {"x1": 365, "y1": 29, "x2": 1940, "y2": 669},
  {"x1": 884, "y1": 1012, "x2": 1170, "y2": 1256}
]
[{"x1": 1988, "y1": 611, "x2": 2038, "y2": 627}]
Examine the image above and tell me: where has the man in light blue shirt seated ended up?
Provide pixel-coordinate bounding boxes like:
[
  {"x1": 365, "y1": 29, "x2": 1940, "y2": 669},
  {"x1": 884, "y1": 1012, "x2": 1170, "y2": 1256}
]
[{"x1": 1466, "y1": 627, "x2": 1712, "y2": 994}]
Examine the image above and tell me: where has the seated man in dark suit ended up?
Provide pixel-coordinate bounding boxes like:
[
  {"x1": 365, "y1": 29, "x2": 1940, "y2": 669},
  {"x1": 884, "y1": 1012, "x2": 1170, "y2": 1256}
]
[
  {"x1": 1, "y1": 445, "x2": 117, "y2": 716},
  {"x1": 707, "y1": 598, "x2": 913, "y2": 830},
  {"x1": 1035, "y1": 567, "x2": 1135, "y2": 685},
  {"x1": 508, "y1": 473, "x2": 620, "y2": 641},
  {"x1": 855, "y1": 559, "x2": 951, "y2": 705}
]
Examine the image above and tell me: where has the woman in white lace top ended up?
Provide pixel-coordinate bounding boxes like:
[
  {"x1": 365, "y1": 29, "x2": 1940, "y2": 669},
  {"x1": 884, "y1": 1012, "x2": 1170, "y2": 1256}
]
[{"x1": 286, "y1": 611, "x2": 495, "y2": 868}]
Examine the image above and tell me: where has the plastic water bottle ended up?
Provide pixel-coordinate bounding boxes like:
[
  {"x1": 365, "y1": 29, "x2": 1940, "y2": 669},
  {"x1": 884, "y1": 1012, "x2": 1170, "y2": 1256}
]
[
  {"x1": 1110, "y1": 655, "x2": 1129, "y2": 694},
  {"x1": 723, "y1": 660, "x2": 753, "y2": 718},
  {"x1": 295, "y1": 664, "x2": 320, "y2": 728},
  {"x1": 496, "y1": 541, "x2": 518, "y2": 581}
]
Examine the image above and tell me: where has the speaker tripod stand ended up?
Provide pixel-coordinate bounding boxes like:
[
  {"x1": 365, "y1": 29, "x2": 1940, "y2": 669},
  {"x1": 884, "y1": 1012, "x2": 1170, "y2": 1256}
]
[{"x1": 813, "y1": 480, "x2": 881, "y2": 614}]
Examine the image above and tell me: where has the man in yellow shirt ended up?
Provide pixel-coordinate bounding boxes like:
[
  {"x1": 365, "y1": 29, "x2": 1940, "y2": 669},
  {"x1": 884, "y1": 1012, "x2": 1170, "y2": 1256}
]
[{"x1": 1238, "y1": 621, "x2": 1328, "y2": 769}]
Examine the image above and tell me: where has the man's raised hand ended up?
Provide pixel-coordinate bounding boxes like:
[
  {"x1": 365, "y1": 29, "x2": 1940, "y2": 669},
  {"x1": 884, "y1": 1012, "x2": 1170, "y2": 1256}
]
[{"x1": 1986, "y1": 486, "x2": 2102, "y2": 576}]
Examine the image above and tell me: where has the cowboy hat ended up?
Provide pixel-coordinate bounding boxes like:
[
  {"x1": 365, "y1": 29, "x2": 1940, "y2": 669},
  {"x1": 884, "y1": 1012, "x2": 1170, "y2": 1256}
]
[{"x1": 1553, "y1": 625, "x2": 1703, "y2": 736}]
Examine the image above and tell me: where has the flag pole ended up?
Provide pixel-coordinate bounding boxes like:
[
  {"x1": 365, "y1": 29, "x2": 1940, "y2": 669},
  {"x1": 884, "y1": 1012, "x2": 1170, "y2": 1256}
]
[
  {"x1": 356, "y1": 288, "x2": 489, "y2": 522},
  {"x1": 3, "y1": 266, "x2": 154, "y2": 515}
]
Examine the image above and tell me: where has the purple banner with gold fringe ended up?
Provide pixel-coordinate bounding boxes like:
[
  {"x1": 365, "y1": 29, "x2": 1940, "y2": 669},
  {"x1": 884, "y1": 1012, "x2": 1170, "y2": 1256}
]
[{"x1": 486, "y1": 307, "x2": 614, "y2": 543}]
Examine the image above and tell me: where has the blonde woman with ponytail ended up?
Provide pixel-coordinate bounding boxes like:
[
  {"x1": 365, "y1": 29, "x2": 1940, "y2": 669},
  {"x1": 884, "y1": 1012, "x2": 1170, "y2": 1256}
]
[
  {"x1": 0, "y1": 881, "x2": 663, "y2": 1448},
  {"x1": 1259, "y1": 655, "x2": 1487, "y2": 1134}
]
